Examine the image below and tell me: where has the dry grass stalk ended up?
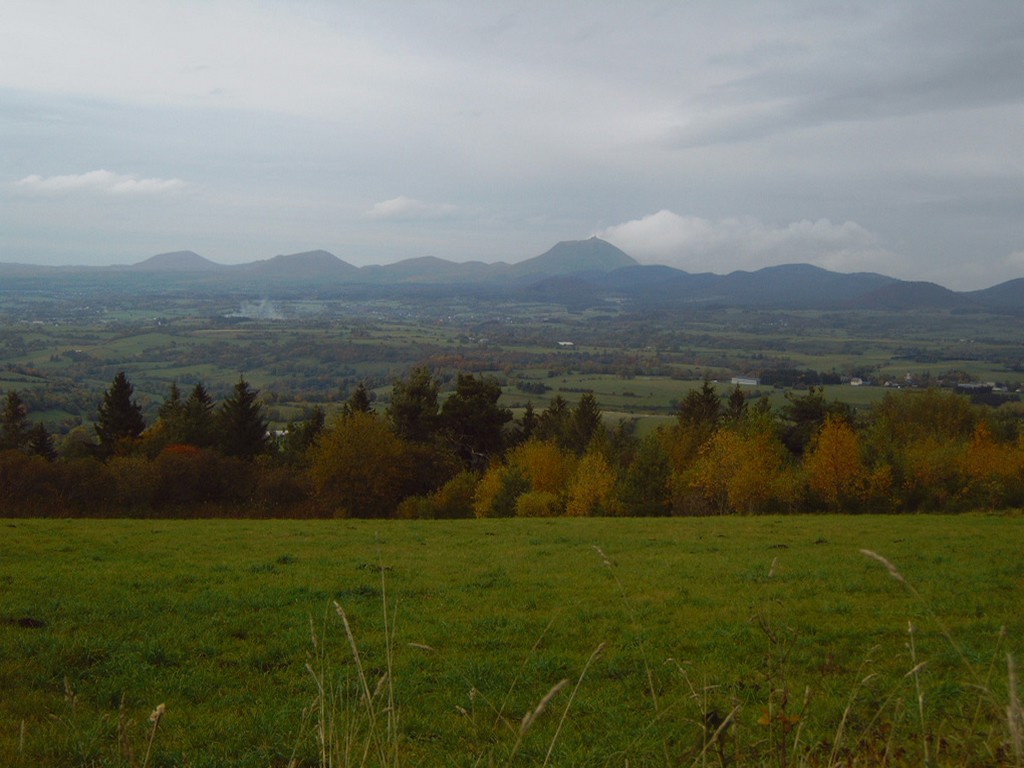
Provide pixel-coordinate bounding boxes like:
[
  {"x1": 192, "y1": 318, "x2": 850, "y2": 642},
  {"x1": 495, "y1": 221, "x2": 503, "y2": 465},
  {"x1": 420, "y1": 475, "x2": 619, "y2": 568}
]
[
  {"x1": 519, "y1": 679, "x2": 568, "y2": 736},
  {"x1": 542, "y1": 642, "x2": 607, "y2": 767},
  {"x1": 1009, "y1": 653, "x2": 1023, "y2": 768},
  {"x1": 907, "y1": 621, "x2": 930, "y2": 767},
  {"x1": 859, "y1": 549, "x2": 906, "y2": 584},
  {"x1": 140, "y1": 703, "x2": 165, "y2": 768},
  {"x1": 506, "y1": 679, "x2": 568, "y2": 762}
]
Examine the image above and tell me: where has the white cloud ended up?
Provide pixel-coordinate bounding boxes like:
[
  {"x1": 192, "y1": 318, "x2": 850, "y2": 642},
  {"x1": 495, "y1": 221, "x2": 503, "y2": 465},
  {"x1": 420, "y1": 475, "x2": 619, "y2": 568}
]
[
  {"x1": 365, "y1": 196, "x2": 457, "y2": 221},
  {"x1": 1004, "y1": 251, "x2": 1024, "y2": 271},
  {"x1": 15, "y1": 170, "x2": 186, "y2": 196},
  {"x1": 596, "y1": 210, "x2": 897, "y2": 275}
]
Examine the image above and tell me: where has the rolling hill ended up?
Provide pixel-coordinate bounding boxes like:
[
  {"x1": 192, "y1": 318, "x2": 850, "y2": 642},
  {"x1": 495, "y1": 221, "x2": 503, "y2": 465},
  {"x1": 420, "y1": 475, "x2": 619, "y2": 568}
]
[{"x1": 2, "y1": 237, "x2": 1022, "y2": 313}]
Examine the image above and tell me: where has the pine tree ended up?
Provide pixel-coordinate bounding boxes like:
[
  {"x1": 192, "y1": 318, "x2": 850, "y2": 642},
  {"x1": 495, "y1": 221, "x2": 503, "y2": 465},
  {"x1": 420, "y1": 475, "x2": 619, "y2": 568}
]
[
  {"x1": 217, "y1": 377, "x2": 269, "y2": 459},
  {"x1": 156, "y1": 382, "x2": 186, "y2": 443},
  {"x1": 389, "y1": 367, "x2": 438, "y2": 442},
  {"x1": 618, "y1": 434, "x2": 672, "y2": 516},
  {"x1": 1, "y1": 390, "x2": 32, "y2": 451},
  {"x1": 27, "y1": 422, "x2": 58, "y2": 462},
  {"x1": 182, "y1": 383, "x2": 216, "y2": 447},
  {"x1": 281, "y1": 406, "x2": 325, "y2": 465},
  {"x1": 95, "y1": 372, "x2": 145, "y2": 455},
  {"x1": 439, "y1": 373, "x2": 512, "y2": 469},
  {"x1": 342, "y1": 382, "x2": 372, "y2": 417},
  {"x1": 535, "y1": 395, "x2": 570, "y2": 444},
  {"x1": 726, "y1": 384, "x2": 747, "y2": 422},
  {"x1": 564, "y1": 392, "x2": 604, "y2": 455},
  {"x1": 678, "y1": 379, "x2": 722, "y2": 433}
]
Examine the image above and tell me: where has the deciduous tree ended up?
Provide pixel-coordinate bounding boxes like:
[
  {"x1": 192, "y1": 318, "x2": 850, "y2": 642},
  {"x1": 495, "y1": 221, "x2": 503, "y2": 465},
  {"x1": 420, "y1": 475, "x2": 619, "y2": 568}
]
[
  {"x1": 804, "y1": 415, "x2": 865, "y2": 511},
  {"x1": 309, "y1": 411, "x2": 409, "y2": 518},
  {"x1": 566, "y1": 450, "x2": 617, "y2": 516}
]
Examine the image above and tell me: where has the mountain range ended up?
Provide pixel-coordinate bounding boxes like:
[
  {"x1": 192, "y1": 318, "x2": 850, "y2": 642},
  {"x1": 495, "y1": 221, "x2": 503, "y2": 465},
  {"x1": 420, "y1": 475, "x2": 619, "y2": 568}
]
[{"x1": 2, "y1": 237, "x2": 1022, "y2": 313}]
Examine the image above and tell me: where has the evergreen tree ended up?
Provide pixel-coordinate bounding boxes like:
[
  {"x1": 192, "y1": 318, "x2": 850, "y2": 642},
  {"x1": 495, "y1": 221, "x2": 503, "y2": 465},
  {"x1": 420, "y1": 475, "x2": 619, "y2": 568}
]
[
  {"x1": 618, "y1": 434, "x2": 672, "y2": 516},
  {"x1": 342, "y1": 382, "x2": 373, "y2": 417},
  {"x1": 1, "y1": 390, "x2": 31, "y2": 451},
  {"x1": 95, "y1": 372, "x2": 145, "y2": 455},
  {"x1": 515, "y1": 401, "x2": 537, "y2": 444},
  {"x1": 156, "y1": 382, "x2": 186, "y2": 443},
  {"x1": 281, "y1": 406, "x2": 325, "y2": 465},
  {"x1": 182, "y1": 383, "x2": 216, "y2": 447},
  {"x1": 439, "y1": 373, "x2": 512, "y2": 469},
  {"x1": 678, "y1": 379, "x2": 722, "y2": 431},
  {"x1": 27, "y1": 422, "x2": 58, "y2": 462},
  {"x1": 535, "y1": 395, "x2": 570, "y2": 444},
  {"x1": 780, "y1": 386, "x2": 852, "y2": 456},
  {"x1": 389, "y1": 367, "x2": 438, "y2": 442},
  {"x1": 726, "y1": 384, "x2": 748, "y2": 422},
  {"x1": 564, "y1": 392, "x2": 604, "y2": 455},
  {"x1": 217, "y1": 377, "x2": 269, "y2": 459}
]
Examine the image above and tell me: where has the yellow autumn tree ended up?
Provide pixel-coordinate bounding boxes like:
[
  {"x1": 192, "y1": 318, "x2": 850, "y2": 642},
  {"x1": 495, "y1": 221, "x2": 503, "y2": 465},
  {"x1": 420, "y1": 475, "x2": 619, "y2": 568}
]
[
  {"x1": 506, "y1": 438, "x2": 577, "y2": 495},
  {"x1": 803, "y1": 416, "x2": 865, "y2": 511},
  {"x1": 472, "y1": 463, "x2": 506, "y2": 518},
  {"x1": 689, "y1": 424, "x2": 789, "y2": 514},
  {"x1": 960, "y1": 423, "x2": 1022, "y2": 508},
  {"x1": 565, "y1": 450, "x2": 617, "y2": 516}
]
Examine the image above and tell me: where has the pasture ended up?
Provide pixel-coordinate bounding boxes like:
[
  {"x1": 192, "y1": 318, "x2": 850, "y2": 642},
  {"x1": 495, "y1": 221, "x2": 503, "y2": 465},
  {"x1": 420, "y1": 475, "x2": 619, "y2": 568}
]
[{"x1": 2, "y1": 514, "x2": 1022, "y2": 766}]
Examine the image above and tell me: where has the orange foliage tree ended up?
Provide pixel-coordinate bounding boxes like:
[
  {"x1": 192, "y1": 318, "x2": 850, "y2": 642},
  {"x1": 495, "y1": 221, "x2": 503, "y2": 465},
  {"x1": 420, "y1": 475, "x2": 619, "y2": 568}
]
[
  {"x1": 959, "y1": 423, "x2": 1024, "y2": 508},
  {"x1": 803, "y1": 416, "x2": 865, "y2": 511},
  {"x1": 689, "y1": 423, "x2": 792, "y2": 514}
]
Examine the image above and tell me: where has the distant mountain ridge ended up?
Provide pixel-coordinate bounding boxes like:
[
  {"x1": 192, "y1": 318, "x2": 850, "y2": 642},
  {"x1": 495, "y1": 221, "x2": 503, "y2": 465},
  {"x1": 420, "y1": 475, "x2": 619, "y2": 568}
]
[
  {"x1": 3, "y1": 237, "x2": 1023, "y2": 313},
  {"x1": 238, "y1": 250, "x2": 359, "y2": 278},
  {"x1": 131, "y1": 250, "x2": 223, "y2": 272}
]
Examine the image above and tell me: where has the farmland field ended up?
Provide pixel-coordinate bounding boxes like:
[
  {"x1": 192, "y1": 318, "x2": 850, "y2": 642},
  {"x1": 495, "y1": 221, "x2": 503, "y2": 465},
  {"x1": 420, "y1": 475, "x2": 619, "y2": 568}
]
[{"x1": 2, "y1": 514, "x2": 1022, "y2": 766}]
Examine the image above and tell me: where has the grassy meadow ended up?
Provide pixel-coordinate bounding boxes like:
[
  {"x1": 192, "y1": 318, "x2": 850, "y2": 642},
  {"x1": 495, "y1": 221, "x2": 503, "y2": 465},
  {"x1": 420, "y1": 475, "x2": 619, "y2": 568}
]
[{"x1": 2, "y1": 514, "x2": 1023, "y2": 766}]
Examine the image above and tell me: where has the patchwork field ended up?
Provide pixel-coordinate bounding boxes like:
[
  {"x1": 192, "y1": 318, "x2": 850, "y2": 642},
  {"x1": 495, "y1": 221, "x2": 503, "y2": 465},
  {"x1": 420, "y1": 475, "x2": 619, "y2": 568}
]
[{"x1": 2, "y1": 514, "x2": 1022, "y2": 766}]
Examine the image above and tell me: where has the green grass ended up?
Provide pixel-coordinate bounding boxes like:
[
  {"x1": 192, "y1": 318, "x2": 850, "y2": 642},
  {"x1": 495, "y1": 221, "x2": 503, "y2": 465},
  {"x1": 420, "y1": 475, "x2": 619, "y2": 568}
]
[{"x1": 2, "y1": 515, "x2": 1022, "y2": 766}]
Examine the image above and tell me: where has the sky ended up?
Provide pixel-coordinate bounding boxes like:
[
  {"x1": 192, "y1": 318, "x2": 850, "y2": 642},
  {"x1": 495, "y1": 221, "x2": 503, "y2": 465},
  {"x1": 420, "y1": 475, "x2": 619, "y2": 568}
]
[{"x1": 2, "y1": 1, "x2": 1022, "y2": 290}]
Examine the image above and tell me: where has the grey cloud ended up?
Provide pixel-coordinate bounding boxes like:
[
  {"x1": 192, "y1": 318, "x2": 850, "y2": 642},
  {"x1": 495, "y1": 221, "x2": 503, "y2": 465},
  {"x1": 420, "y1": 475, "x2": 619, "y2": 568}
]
[{"x1": 672, "y1": 2, "x2": 1024, "y2": 147}]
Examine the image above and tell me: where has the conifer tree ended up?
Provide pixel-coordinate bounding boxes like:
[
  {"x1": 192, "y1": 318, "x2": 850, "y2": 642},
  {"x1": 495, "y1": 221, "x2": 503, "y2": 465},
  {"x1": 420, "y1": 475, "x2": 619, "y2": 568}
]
[
  {"x1": 182, "y1": 383, "x2": 216, "y2": 447},
  {"x1": 342, "y1": 382, "x2": 372, "y2": 417},
  {"x1": 156, "y1": 382, "x2": 186, "y2": 443},
  {"x1": 389, "y1": 367, "x2": 438, "y2": 442},
  {"x1": 1, "y1": 390, "x2": 31, "y2": 451},
  {"x1": 95, "y1": 372, "x2": 145, "y2": 455},
  {"x1": 27, "y1": 422, "x2": 58, "y2": 462},
  {"x1": 440, "y1": 373, "x2": 512, "y2": 469},
  {"x1": 535, "y1": 395, "x2": 570, "y2": 444},
  {"x1": 281, "y1": 406, "x2": 325, "y2": 465},
  {"x1": 217, "y1": 377, "x2": 269, "y2": 459},
  {"x1": 564, "y1": 392, "x2": 604, "y2": 455},
  {"x1": 678, "y1": 379, "x2": 722, "y2": 434}
]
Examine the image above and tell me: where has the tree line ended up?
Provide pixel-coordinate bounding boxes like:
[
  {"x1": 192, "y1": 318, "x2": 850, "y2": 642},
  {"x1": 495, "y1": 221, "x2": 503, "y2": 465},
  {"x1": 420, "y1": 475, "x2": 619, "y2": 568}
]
[{"x1": 2, "y1": 370, "x2": 1023, "y2": 518}]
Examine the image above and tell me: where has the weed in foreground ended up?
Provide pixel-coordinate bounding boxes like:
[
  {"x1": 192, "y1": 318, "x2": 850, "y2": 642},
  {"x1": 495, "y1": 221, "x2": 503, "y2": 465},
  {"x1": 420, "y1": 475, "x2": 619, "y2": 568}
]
[{"x1": 297, "y1": 561, "x2": 607, "y2": 768}]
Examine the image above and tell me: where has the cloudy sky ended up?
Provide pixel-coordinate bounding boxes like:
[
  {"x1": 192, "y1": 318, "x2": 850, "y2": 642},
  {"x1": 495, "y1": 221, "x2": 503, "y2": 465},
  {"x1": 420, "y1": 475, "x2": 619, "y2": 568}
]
[{"x1": 2, "y1": 1, "x2": 1022, "y2": 289}]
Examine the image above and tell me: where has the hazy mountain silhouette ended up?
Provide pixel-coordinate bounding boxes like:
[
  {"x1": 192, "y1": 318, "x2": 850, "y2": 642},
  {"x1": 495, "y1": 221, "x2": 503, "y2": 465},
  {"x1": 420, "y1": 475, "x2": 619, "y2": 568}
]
[
  {"x1": 238, "y1": 250, "x2": 359, "y2": 278},
  {"x1": 131, "y1": 250, "x2": 223, "y2": 272},
  {"x1": 4, "y1": 237, "x2": 1023, "y2": 313},
  {"x1": 508, "y1": 237, "x2": 637, "y2": 279}
]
